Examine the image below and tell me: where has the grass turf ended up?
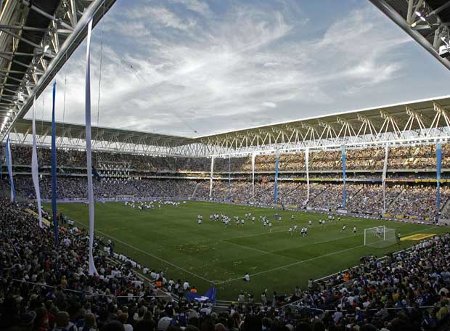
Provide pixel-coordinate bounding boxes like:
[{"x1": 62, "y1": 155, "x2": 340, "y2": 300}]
[{"x1": 51, "y1": 201, "x2": 449, "y2": 300}]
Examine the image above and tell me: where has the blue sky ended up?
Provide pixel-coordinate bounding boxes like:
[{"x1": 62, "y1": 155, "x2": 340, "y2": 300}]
[{"x1": 26, "y1": 0, "x2": 450, "y2": 137}]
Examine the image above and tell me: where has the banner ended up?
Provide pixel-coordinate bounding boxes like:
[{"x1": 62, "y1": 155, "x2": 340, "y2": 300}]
[
  {"x1": 273, "y1": 153, "x2": 279, "y2": 204},
  {"x1": 382, "y1": 144, "x2": 389, "y2": 213},
  {"x1": 251, "y1": 153, "x2": 256, "y2": 197},
  {"x1": 186, "y1": 287, "x2": 217, "y2": 303},
  {"x1": 209, "y1": 157, "x2": 214, "y2": 199},
  {"x1": 227, "y1": 155, "x2": 231, "y2": 201},
  {"x1": 31, "y1": 98, "x2": 43, "y2": 228},
  {"x1": 341, "y1": 146, "x2": 346, "y2": 209},
  {"x1": 436, "y1": 143, "x2": 442, "y2": 213},
  {"x1": 85, "y1": 19, "x2": 97, "y2": 276},
  {"x1": 50, "y1": 81, "x2": 58, "y2": 245},
  {"x1": 305, "y1": 148, "x2": 310, "y2": 202},
  {"x1": 5, "y1": 135, "x2": 15, "y2": 202},
  {"x1": 92, "y1": 166, "x2": 101, "y2": 181}
]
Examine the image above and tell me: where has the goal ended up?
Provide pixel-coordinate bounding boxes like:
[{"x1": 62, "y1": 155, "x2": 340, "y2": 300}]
[{"x1": 363, "y1": 226, "x2": 396, "y2": 248}]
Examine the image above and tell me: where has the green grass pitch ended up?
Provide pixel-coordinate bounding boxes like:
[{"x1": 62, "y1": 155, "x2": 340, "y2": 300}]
[{"x1": 53, "y1": 201, "x2": 449, "y2": 300}]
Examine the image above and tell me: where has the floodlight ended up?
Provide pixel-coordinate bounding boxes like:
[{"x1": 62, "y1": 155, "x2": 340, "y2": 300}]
[{"x1": 414, "y1": 11, "x2": 427, "y2": 22}]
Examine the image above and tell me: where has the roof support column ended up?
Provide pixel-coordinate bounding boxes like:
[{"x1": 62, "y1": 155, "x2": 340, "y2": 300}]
[
  {"x1": 251, "y1": 152, "x2": 256, "y2": 198},
  {"x1": 209, "y1": 156, "x2": 214, "y2": 200},
  {"x1": 382, "y1": 143, "x2": 389, "y2": 214},
  {"x1": 305, "y1": 147, "x2": 310, "y2": 204}
]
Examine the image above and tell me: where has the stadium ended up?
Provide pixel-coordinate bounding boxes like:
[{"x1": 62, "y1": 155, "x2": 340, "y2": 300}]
[{"x1": 1, "y1": 1, "x2": 450, "y2": 331}]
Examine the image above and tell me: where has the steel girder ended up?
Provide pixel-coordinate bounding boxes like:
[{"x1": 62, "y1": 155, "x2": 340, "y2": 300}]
[
  {"x1": 201, "y1": 102, "x2": 450, "y2": 157},
  {"x1": 5, "y1": 100, "x2": 450, "y2": 159},
  {"x1": 370, "y1": 0, "x2": 450, "y2": 70},
  {"x1": 0, "y1": 0, "x2": 116, "y2": 139}
]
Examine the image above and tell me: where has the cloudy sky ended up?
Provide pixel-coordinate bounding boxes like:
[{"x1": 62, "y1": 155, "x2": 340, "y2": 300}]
[{"x1": 25, "y1": 0, "x2": 450, "y2": 138}]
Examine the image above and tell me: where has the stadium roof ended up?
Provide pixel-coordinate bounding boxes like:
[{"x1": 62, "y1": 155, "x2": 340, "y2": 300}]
[
  {"x1": 197, "y1": 95, "x2": 450, "y2": 153},
  {"x1": 0, "y1": 0, "x2": 115, "y2": 137},
  {"x1": 10, "y1": 95, "x2": 450, "y2": 157},
  {"x1": 2, "y1": 0, "x2": 450, "y2": 139},
  {"x1": 370, "y1": 0, "x2": 450, "y2": 70},
  {"x1": 12, "y1": 118, "x2": 195, "y2": 148},
  {"x1": 2, "y1": 1, "x2": 450, "y2": 157}
]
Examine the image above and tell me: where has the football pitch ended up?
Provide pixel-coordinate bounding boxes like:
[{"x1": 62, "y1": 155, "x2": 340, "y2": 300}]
[{"x1": 54, "y1": 201, "x2": 448, "y2": 300}]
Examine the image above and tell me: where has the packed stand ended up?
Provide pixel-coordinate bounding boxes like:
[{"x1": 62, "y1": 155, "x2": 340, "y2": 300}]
[
  {"x1": 9, "y1": 145, "x2": 211, "y2": 173},
  {"x1": 346, "y1": 184, "x2": 386, "y2": 215},
  {"x1": 213, "y1": 157, "x2": 252, "y2": 173},
  {"x1": 1, "y1": 198, "x2": 449, "y2": 331},
  {"x1": 13, "y1": 176, "x2": 203, "y2": 200},
  {"x1": 278, "y1": 234, "x2": 450, "y2": 330},
  {"x1": 385, "y1": 185, "x2": 450, "y2": 221},
  {"x1": 347, "y1": 147, "x2": 384, "y2": 170},
  {"x1": 388, "y1": 145, "x2": 436, "y2": 170},
  {"x1": 9, "y1": 143, "x2": 450, "y2": 176}
]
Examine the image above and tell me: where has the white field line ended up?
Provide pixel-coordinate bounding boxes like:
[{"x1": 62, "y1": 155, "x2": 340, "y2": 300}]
[
  {"x1": 223, "y1": 231, "x2": 361, "y2": 257},
  {"x1": 74, "y1": 215, "x2": 438, "y2": 286},
  {"x1": 216, "y1": 244, "x2": 364, "y2": 285},
  {"x1": 73, "y1": 220, "x2": 214, "y2": 284},
  {"x1": 216, "y1": 226, "x2": 438, "y2": 285},
  {"x1": 224, "y1": 240, "x2": 275, "y2": 255}
]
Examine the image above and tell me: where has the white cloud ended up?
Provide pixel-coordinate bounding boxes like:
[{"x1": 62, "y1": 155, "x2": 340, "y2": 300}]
[
  {"x1": 25, "y1": 0, "x2": 450, "y2": 137},
  {"x1": 148, "y1": 7, "x2": 196, "y2": 30},
  {"x1": 169, "y1": 0, "x2": 211, "y2": 16},
  {"x1": 262, "y1": 102, "x2": 277, "y2": 108}
]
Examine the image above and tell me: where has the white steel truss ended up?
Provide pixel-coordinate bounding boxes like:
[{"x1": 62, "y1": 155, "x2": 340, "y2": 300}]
[
  {"x1": 203, "y1": 100, "x2": 450, "y2": 158},
  {"x1": 370, "y1": 0, "x2": 450, "y2": 70},
  {"x1": 7, "y1": 98, "x2": 450, "y2": 158},
  {"x1": 0, "y1": 0, "x2": 116, "y2": 139}
]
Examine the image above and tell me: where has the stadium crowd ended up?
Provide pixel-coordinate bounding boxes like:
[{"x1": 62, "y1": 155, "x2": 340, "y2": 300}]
[
  {"x1": 9, "y1": 145, "x2": 211, "y2": 173},
  {"x1": 275, "y1": 233, "x2": 450, "y2": 330},
  {"x1": 1, "y1": 198, "x2": 449, "y2": 331},
  {"x1": 9, "y1": 174, "x2": 450, "y2": 222},
  {"x1": 13, "y1": 177, "x2": 201, "y2": 200},
  {"x1": 8, "y1": 143, "x2": 450, "y2": 174},
  {"x1": 346, "y1": 148, "x2": 384, "y2": 171}
]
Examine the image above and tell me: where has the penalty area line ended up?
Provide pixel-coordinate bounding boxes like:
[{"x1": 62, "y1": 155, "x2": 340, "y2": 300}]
[
  {"x1": 217, "y1": 226, "x2": 438, "y2": 285},
  {"x1": 217, "y1": 244, "x2": 363, "y2": 285}
]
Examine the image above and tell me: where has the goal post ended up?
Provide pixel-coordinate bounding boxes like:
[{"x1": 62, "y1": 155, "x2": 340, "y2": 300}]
[{"x1": 364, "y1": 226, "x2": 396, "y2": 248}]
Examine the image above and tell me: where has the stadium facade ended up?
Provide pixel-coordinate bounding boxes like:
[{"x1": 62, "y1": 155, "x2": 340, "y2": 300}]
[{"x1": 3, "y1": 94, "x2": 450, "y2": 224}]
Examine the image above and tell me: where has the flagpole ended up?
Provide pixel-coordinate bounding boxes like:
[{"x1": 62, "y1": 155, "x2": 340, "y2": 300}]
[
  {"x1": 50, "y1": 82, "x2": 58, "y2": 245},
  {"x1": 85, "y1": 19, "x2": 97, "y2": 276},
  {"x1": 31, "y1": 98, "x2": 43, "y2": 228},
  {"x1": 6, "y1": 135, "x2": 15, "y2": 203}
]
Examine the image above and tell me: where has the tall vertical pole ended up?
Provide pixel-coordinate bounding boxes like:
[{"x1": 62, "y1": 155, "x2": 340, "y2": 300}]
[
  {"x1": 382, "y1": 144, "x2": 389, "y2": 214},
  {"x1": 274, "y1": 151, "x2": 280, "y2": 205},
  {"x1": 341, "y1": 146, "x2": 347, "y2": 209},
  {"x1": 5, "y1": 136, "x2": 15, "y2": 203},
  {"x1": 0, "y1": 145, "x2": 3, "y2": 181},
  {"x1": 228, "y1": 155, "x2": 231, "y2": 201},
  {"x1": 50, "y1": 82, "x2": 58, "y2": 246},
  {"x1": 436, "y1": 142, "x2": 442, "y2": 219},
  {"x1": 305, "y1": 148, "x2": 310, "y2": 203},
  {"x1": 31, "y1": 98, "x2": 43, "y2": 228},
  {"x1": 85, "y1": 20, "x2": 97, "y2": 275},
  {"x1": 209, "y1": 156, "x2": 214, "y2": 200},
  {"x1": 251, "y1": 153, "x2": 256, "y2": 198}
]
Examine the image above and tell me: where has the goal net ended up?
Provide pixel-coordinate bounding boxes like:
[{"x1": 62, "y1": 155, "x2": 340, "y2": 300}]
[{"x1": 363, "y1": 226, "x2": 396, "y2": 248}]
